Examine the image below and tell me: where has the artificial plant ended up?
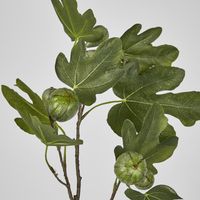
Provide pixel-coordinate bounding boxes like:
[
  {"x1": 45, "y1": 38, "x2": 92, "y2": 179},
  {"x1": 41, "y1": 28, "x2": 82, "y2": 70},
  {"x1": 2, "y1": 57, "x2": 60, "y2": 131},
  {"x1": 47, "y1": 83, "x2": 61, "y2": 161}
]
[{"x1": 2, "y1": 0, "x2": 200, "y2": 199}]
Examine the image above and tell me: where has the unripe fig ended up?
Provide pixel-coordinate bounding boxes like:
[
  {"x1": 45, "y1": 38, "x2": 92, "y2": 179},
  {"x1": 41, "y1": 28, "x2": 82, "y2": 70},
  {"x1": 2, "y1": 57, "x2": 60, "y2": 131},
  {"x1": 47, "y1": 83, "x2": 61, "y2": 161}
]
[
  {"x1": 42, "y1": 87, "x2": 56, "y2": 110},
  {"x1": 114, "y1": 152, "x2": 147, "y2": 185},
  {"x1": 135, "y1": 170, "x2": 154, "y2": 190},
  {"x1": 42, "y1": 87, "x2": 56, "y2": 102},
  {"x1": 42, "y1": 88, "x2": 79, "y2": 122}
]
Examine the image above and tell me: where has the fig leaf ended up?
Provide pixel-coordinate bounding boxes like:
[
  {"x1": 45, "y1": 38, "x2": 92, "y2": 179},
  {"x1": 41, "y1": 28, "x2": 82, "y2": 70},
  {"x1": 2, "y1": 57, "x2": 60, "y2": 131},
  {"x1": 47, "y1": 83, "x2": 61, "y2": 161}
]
[
  {"x1": 107, "y1": 63, "x2": 200, "y2": 135},
  {"x1": 51, "y1": 0, "x2": 107, "y2": 43},
  {"x1": 125, "y1": 185, "x2": 182, "y2": 199},
  {"x1": 1, "y1": 80, "x2": 50, "y2": 131},
  {"x1": 20, "y1": 112, "x2": 82, "y2": 146},
  {"x1": 121, "y1": 24, "x2": 179, "y2": 71},
  {"x1": 56, "y1": 38, "x2": 124, "y2": 105},
  {"x1": 120, "y1": 104, "x2": 177, "y2": 163}
]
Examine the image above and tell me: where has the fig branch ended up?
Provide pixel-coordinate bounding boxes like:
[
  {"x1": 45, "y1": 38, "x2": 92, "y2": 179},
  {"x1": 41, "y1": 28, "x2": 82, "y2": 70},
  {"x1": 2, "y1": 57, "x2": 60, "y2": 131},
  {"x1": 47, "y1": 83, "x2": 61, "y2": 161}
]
[
  {"x1": 2, "y1": 0, "x2": 198, "y2": 199},
  {"x1": 45, "y1": 145, "x2": 74, "y2": 200},
  {"x1": 74, "y1": 104, "x2": 85, "y2": 200},
  {"x1": 58, "y1": 147, "x2": 74, "y2": 200},
  {"x1": 109, "y1": 178, "x2": 121, "y2": 200}
]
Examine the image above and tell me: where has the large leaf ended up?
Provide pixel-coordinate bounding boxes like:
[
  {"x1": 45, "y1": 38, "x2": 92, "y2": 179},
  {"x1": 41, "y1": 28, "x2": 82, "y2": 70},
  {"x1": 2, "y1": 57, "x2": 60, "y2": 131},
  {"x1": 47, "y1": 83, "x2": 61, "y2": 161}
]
[
  {"x1": 125, "y1": 185, "x2": 182, "y2": 200},
  {"x1": 119, "y1": 104, "x2": 177, "y2": 163},
  {"x1": 122, "y1": 104, "x2": 168, "y2": 154},
  {"x1": 136, "y1": 104, "x2": 168, "y2": 156},
  {"x1": 107, "y1": 63, "x2": 200, "y2": 135},
  {"x1": 1, "y1": 80, "x2": 49, "y2": 125},
  {"x1": 20, "y1": 113, "x2": 82, "y2": 146},
  {"x1": 52, "y1": 0, "x2": 105, "y2": 42},
  {"x1": 121, "y1": 24, "x2": 179, "y2": 71},
  {"x1": 56, "y1": 38, "x2": 124, "y2": 105}
]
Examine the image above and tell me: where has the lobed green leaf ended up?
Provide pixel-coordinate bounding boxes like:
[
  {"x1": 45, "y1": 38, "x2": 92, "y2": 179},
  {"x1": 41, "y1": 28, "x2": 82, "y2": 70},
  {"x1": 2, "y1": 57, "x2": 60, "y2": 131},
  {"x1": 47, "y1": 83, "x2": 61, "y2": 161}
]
[
  {"x1": 56, "y1": 38, "x2": 124, "y2": 105},
  {"x1": 20, "y1": 112, "x2": 82, "y2": 146},
  {"x1": 125, "y1": 185, "x2": 182, "y2": 199},
  {"x1": 1, "y1": 82, "x2": 49, "y2": 125},
  {"x1": 107, "y1": 63, "x2": 200, "y2": 136},
  {"x1": 136, "y1": 104, "x2": 168, "y2": 156},
  {"x1": 121, "y1": 24, "x2": 179, "y2": 71},
  {"x1": 119, "y1": 104, "x2": 176, "y2": 164},
  {"x1": 52, "y1": 0, "x2": 107, "y2": 43},
  {"x1": 15, "y1": 79, "x2": 47, "y2": 115}
]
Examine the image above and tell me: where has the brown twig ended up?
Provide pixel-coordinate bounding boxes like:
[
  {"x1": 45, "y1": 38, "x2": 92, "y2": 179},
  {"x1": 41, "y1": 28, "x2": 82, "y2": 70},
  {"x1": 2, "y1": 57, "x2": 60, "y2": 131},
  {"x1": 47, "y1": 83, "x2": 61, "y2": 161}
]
[
  {"x1": 109, "y1": 178, "x2": 121, "y2": 200},
  {"x1": 74, "y1": 105, "x2": 85, "y2": 200},
  {"x1": 49, "y1": 117, "x2": 74, "y2": 200},
  {"x1": 57, "y1": 147, "x2": 74, "y2": 200}
]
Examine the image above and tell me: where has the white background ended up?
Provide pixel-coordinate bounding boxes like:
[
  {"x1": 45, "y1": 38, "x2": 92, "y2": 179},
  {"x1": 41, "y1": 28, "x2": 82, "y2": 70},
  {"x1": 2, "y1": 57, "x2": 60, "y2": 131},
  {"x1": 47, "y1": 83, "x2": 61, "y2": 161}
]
[{"x1": 0, "y1": 0, "x2": 200, "y2": 199}]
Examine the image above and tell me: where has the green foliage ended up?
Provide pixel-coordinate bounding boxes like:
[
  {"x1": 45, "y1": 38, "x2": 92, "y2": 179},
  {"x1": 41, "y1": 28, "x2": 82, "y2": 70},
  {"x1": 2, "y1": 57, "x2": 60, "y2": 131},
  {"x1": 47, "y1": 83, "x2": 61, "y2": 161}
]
[
  {"x1": 125, "y1": 185, "x2": 182, "y2": 200},
  {"x1": 55, "y1": 39, "x2": 124, "y2": 105},
  {"x1": 1, "y1": 79, "x2": 81, "y2": 146},
  {"x1": 108, "y1": 63, "x2": 200, "y2": 136},
  {"x1": 86, "y1": 25, "x2": 109, "y2": 47},
  {"x1": 2, "y1": 79, "x2": 49, "y2": 125},
  {"x1": 14, "y1": 117, "x2": 33, "y2": 134},
  {"x1": 135, "y1": 104, "x2": 168, "y2": 156},
  {"x1": 121, "y1": 119, "x2": 137, "y2": 151},
  {"x1": 121, "y1": 24, "x2": 179, "y2": 71},
  {"x1": 114, "y1": 104, "x2": 178, "y2": 185},
  {"x1": 2, "y1": 0, "x2": 199, "y2": 199},
  {"x1": 20, "y1": 112, "x2": 82, "y2": 146},
  {"x1": 51, "y1": 0, "x2": 107, "y2": 43}
]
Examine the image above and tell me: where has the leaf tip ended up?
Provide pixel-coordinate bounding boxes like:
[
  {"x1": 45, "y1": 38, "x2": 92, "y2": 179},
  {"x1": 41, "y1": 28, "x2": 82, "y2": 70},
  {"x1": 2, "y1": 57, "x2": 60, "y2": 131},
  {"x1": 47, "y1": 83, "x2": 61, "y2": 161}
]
[{"x1": 1, "y1": 84, "x2": 8, "y2": 95}]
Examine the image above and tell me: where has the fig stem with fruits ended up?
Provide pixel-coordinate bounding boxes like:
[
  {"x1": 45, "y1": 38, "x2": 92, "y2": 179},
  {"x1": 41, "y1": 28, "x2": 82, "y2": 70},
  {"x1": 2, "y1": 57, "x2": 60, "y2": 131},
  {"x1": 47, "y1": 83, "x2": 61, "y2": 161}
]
[{"x1": 1, "y1": 0, "x2": 199, "y2": 199}]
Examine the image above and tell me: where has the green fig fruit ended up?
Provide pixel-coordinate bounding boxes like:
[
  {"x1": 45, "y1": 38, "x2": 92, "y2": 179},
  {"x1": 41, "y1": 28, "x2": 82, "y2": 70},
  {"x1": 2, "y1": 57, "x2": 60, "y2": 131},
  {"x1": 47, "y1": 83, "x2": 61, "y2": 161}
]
[
  {"x1": 42, "y1": 88, "x2": 79, "y2": 122},
  {"x1": 42, "y1": 87, "x2": 56, "y2": 110},
  {"x1": 114, "y1": 152, "x2": 147, "y2": 185},
  {"x1": 135, "y1": 170, "x2": 154, "y2": 190}
]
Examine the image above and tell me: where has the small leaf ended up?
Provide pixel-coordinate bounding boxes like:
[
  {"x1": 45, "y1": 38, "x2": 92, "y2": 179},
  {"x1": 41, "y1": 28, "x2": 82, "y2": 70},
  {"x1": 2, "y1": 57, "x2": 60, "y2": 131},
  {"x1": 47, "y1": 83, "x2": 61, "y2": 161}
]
[
  {"x1": 148, "y1": 164, "x2": 158, "y2": 175},
  {"x1": 15, "y1": 79, "x2": 47, "y2": 115},
  {"x1": 122, "y1": 119, "x2": 137, "y2": 151},
  {"x1": 145, "y1": 136, "x2": 178, "y2": 164},
  {"x1": 114, "y1": 145, "x2": 124, "y2": 160},
  {"x1": 52, "y1": 0, "x2": 103, "y2": 42},
  {"x1": 14, "y1": 118, "x2": 33, "y2": 134},
  {"x1": 125, "y1": 189, "x2": 144, "y2": 200},
  {"x1": 136, "y1": 104, "x2": 168, "y2": 156},
  {"x1": 147, "y1": 185, "x2": 182, "y2": 199},
  {"x1": 86, "y1": 25, "x2": 109, "y2": 47},
  {"x1": 117, "y1": 105, "x2": 177, "y2": 163},
  {"x1": 1, "y1": 84, "x2": 49, "y2": 124},
  {"x1": 121, "y1": 24, "x2": 162, "y2": 50},
  {"x1": 121, "y1": 24, "x2": 179, "y2": 71},
  {"x1": 56, "y1": 38, "x2": 124, "y2": 105},
  {"x1": 20, "y1": 112, "x2": 82, "y2": 146},
  {"x1": 125, "y1": 185, "x2": 182, "y2": 200}
]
